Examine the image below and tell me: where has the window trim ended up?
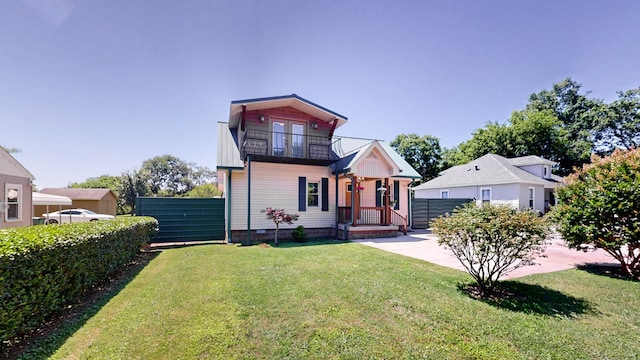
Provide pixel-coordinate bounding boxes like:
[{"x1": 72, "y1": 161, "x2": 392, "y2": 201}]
[
  {"x1": 440, "y1": 190, "x2": 449, "y2": 199},
  {"x1": 5, "y1": 183, "x2": 22, "y2": 222},
  {"x1": 480, "y1": 187, "x2": 491, "y2": 204},
  {"x1": 307, "y1": 180, "x2": 319, "y2": 207},
  {"x1": 528, "y1": 187, "x2": 535, "y2": 209}
]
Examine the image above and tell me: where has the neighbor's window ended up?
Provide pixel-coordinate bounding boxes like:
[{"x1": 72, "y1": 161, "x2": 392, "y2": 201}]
[
  {"x1": 481, "y1": 188, "x2": 491, "y2": 204},
  {"x1": 441, "y1": 190, "x2": 449, "y2": 199},
  {"x1": 308, "y1": 181, "x2": 319, "y2": 207},
  {"x1": 5, "y1": 184, "x2": 21, "y2": 221},
  {"x1": 528, "y1": 187, "x2": 534, "y2": 209}
]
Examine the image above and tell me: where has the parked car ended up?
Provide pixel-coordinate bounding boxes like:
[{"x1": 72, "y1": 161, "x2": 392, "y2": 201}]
[{"x1": 42, "y1": 208, "x2": 115, "y2": 224}]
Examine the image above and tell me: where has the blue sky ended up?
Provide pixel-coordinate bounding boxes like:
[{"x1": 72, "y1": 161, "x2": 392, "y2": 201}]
[{"x1": 2, "y1": 0, "x2": 639, "y2": 188}]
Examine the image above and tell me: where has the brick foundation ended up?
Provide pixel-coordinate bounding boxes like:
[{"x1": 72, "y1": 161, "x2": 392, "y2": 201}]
[{"x1": 230, "y1": 227, "x2": 336, "y2": 244}]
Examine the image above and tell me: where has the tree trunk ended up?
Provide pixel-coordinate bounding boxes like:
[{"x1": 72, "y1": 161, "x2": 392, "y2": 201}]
[{"x1": 274, "y1": 223, "x2": 279, "y2": 245}]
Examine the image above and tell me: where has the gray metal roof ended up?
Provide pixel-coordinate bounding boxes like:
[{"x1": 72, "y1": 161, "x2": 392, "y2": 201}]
[
  {"x1": 413, "y1": 154, "x2": 558, "y2": 190},
  {"x1": 216, "y1": 122, "x2": 244, "y2": 170}
]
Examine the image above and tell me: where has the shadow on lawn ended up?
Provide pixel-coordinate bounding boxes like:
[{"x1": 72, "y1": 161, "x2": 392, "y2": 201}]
[
  {"x1": 458, "y1": 281, "x2": 597, "y2": 318},
  {"x1": 252, "y1": 239, "x2": 350, "y2": 248},
  {"x1": 5, "y1": 251, "x2": 160, "y2": 360},
  {"x1": 576, "y1": 263, "x2": 639, "y2": 283}
]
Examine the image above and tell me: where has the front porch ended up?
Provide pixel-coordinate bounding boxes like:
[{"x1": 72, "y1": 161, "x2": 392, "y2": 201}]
[{"x1": 337, "y1": 205, "x2": 408, "y2": 240}]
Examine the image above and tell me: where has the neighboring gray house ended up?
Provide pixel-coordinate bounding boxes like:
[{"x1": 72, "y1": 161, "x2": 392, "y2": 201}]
[{"x1": 412, "y1": 154, "x2": 562, "y2": 213}]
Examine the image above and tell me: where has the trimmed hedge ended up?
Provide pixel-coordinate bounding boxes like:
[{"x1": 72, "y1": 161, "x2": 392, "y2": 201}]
[{"x1": 0, "y1": 216, "x2": 158, "y2": 341}]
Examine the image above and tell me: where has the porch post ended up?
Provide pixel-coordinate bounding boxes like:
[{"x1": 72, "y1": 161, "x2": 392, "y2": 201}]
[
  {"x1": 385, "y1": 177, "x2": 391, "y2": 225},
  {"x1": 351, "y1": 175, "x2": 357, "y2": 226},
  {"x1": 246, "y1": 154, "x2": 251, "y2": 245},
  {"x1": 335, "y1": 170, "x2": 339, "y2": 239}
]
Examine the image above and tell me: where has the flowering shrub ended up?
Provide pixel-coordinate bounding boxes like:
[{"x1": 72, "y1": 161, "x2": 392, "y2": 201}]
[{"x1": 261, "y1": 208, "x2": 299, "y2": 245}]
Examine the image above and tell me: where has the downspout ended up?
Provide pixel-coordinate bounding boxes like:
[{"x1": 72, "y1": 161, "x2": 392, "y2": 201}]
[
  {"x1": 346, "y1": 174, "x2": 356, "y2": 241},
  {"x1": 227, "y1": 169, "x2": 232, "y2": 243},
  {"x1": 335, "y1": 170, "x2": 339, "y2": 240},
  {"x1": 407, "y1": 180, "x2": 415, "y2": 229},
  {"x1": 246, "y1": 154, "x2": 251, "y2": 245}
]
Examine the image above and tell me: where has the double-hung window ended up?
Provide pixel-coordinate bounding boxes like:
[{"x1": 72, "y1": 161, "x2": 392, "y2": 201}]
[
  {"x1": 441, "y1": 190, "x2": 449, "y2": 199},
  {"x1": 481, "y1": 188, "x2": 491, "y2": 204},
  {"x1": 308, "y1": 181, "x2": 319, "y2": 207},
  {"x1": 528, "y1": 187, "x2": 535, "y2": 209},
  {"x1": 5, "y1": 184, "x2": 21, "y2": 221}
]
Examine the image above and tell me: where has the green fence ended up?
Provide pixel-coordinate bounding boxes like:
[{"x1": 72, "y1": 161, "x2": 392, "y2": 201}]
[
  {"x1": 135, "y1": 197, "x2": 225, "y2": 243},
  {"x1": 411, "y1": 198, "x2": 473, "y2": 229}
]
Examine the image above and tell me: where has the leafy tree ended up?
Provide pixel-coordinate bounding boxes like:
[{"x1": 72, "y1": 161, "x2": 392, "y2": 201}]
[
  {"x1": 432, "y1": 203, "x2": 549, "y2": 297},
  {"x1": 594, "y1": 87, "x2": 640, "y2": 154},
  {"x1": 526, "y1": 78, "x2": 602, "y2": 172},
  {"x1": 183, "y1": 183, "x2": 222, "y2": 198},
  {"x1": 69, "y1": 175, "x2": 126, "y2": 213},
  {"x1": 390, "y1": 133, "x2": 443, "y2": 182},
  {"x1": 139, "y1": 155, "x2": 215, "y2": 197},
  {"x1": 0, "y1": 146, "x2": 20, "y2": 154},
  {"x1": 120, "y1": 170, "x2": 149, "y2": 215},
  {"x1": 552, "y1": 148, "x2": 640, "y2": 280}
]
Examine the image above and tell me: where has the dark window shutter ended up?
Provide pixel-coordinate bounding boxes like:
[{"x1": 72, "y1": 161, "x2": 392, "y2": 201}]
[
  {"x1": 298, "y1": 177, "x2": 306, "y2": 211},
  {"x1": 375, "y1": 180, "x2": 382, "y2": 207},
  {"x1": 394, "y1": 181, "x2": 400, "y2": 210},
  {"x1": 321, "y1": 178, "x2": 329, "y2": 211}
]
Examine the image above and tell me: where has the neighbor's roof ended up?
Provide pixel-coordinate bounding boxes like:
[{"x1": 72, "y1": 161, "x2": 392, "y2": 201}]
[
  {"x1": 39, "y1": 188, "x2": 116, "y2": 200},
  {"x1": 331, "y1": 137, "x2": 421, "y2": 179},
  {"x1": 412, "y1": 154, "x2": 559, "y2": 190},
  {"x1": 32, "y1": 192, "x2": 72, "y2": 206},
  {"x1": 507, "y1": 155, "x2": 556, "y2": 167},
  {"x1": 229, "y1": 94, "x2": 348, "y2": 129},
  {"x1": 0, "y1": 147, "x2": 35, "y2": 180},
  {"x1": 216, "y1": 122, "x2": 244, "y2": 170}
]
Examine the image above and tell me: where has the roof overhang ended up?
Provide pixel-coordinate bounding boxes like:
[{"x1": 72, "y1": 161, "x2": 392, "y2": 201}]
[
  {"x1": 229, "y1": 94, "x2": 348, "y2": 129},
  {"x1": 32, "y1": 192, "x2": 72, "y2": 206}
]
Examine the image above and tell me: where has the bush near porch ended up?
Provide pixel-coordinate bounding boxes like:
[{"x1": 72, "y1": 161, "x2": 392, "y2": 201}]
[{"x1": 0, "y1": 217, "x2": 157, "y2": 341}]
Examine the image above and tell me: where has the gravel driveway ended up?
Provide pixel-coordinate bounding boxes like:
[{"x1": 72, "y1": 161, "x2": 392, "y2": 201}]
[{"x1": 353, "y1": 230, "x2": 618, "y2": 279}]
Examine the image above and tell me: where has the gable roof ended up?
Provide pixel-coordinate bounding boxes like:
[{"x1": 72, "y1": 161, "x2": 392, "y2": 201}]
[
  {"x1": 0, "y1": 147, "x2": 35, "y2": 180},
  {"x1": 412, "y1": 154, "x2": 558, "y2": 190},
  {"x1": 39, "y1": 188, "x2": 116, "y2": 200},
  {"x1": 229, "y1": 94, "x2": 348, "y2": 129},
  {"x1": 507, "y1": 155, "x2": 556, "y2": 167},
  {"x1": 331, "y1": 137, "x2": 421, "y2": 179}
]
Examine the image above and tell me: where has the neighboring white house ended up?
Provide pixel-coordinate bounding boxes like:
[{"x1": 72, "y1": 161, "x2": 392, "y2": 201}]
[
  {"x1": 412, "y1": 154, "x2": 562, "y2": 213},
  {"x1": 0, "y1": 147, "x2": 35, "y2": 228},
  {"x1": 216, "y1": 94, "x2": 421, "y2": 242}
]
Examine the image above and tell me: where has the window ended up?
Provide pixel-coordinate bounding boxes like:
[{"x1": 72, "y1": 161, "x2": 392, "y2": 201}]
[
  {"x1": 5, "y1": 184, "x2": 21, "y2": 221},
  {"x1": 308, "y1": 181, "x2": 319, "y2": 207},
  {"x1": 528, "y1": 187, "x2": 534, "y2": 209},
  {"x1": 441, "y1": 190, "x2": 449, "y2": 199},
  {"x1": 481, "y1": 188, "x2": 491, "y2": 204},
  {"x1": 543, "y1": 166, "x2": 548, "y2": 177}
]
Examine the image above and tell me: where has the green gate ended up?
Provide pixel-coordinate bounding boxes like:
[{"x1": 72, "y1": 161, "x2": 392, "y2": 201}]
[
  {"x1": 411, "y1": 198, "x2": 473, "y2": 229},
  {"x1": 135, "y1": 197, "x2": 225, "y2": 243}
]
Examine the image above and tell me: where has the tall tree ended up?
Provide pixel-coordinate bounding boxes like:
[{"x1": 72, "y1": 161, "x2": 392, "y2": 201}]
[
  {"x1": 120, "y1": 170, "x2": 149, "y2": 214},
  {"x1": 594, "y1": 87, "x2": 640, "y2": 154},
  {"x1": 526, "y1": 78, "x2": 601, "y2": 171},
  {"x1": 139, "y1": 155, "x2": 215, "y2": 197},
  {"x1": 390, "y1": 134, "x2": 443, "y2": 182}
]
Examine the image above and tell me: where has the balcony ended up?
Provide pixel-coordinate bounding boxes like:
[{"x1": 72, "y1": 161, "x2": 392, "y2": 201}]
[{"x1": 241, "y1": 129, "x2": 340, "y2": 165}]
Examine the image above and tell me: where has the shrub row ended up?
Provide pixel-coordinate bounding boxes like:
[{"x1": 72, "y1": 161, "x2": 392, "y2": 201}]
[{"x1": 0, "y1": 216, "x2": 158, "y2": 341}]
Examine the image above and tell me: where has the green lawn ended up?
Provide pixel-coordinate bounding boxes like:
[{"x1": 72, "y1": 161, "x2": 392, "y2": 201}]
[{"x1": 19, "y1": 241, "x2": 640, "y2": 359}]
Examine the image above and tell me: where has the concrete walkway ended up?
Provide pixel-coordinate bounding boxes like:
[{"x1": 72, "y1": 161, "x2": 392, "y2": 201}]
[{"x1": 353, "y1": 230, "x2": 618, "y2": 279}]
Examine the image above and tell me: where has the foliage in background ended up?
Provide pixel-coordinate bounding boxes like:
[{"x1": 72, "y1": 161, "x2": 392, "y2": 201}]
[
  {"x1": 261, "y1": 208, "x2": 299, "y2": 245},
  {"x1": 431, "y1": 203, "x2": 549, "y2": 296},
  {"x1": 553, "y1": 148, "x2": 640, "y2": 280},
  {"x1": 389, "y1": 133, "x2": 443, "y2": 182},
  {"x1": 0, "y1": 217, "x2": 158, "y2": 341},
  {"x1": 139, "y1": 155, "x2": 215, "y2": 197},
  {"x1": 594, "y1": 87, "x2": 640, "y2": 153},
  {"x1": 183, "y1": 183, "x2": 222, "y2": 198}
]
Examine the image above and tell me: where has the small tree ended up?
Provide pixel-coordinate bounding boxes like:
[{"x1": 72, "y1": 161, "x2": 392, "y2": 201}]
[
  {"x1": 261, "y1": 208, "x2": 299, "y2": 245},
  {"x1": 431, "y1": 203, "x2": 549, "y2": 297},
  {"x1": 553, "y1": 148, "x2": 640, "y2": 279}
]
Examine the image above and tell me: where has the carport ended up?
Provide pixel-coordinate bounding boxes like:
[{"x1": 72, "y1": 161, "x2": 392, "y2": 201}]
[{"x1": 32, "y1": 192, "x2": 72, "y2": 224}]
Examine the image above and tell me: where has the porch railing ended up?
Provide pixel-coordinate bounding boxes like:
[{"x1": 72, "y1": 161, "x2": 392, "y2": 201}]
[
  {"x1": 356, "y1": 207, "x2": 384, "y2": 225},
  {"x1": 241, "y1": 129, "x2": 340, "y2": 163},
  {"x1": 391, "y1": 209, "x2": 408, "y2": 235}
]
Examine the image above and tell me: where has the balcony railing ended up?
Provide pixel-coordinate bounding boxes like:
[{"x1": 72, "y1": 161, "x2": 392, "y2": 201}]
[{"x1": 241, "y1": 129, "x2": 340, "y2": 165}]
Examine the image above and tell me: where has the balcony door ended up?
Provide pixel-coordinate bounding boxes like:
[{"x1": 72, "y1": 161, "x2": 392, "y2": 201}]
[{"x1": 272, "y1": 120, "x2": 305, "y2": 158}]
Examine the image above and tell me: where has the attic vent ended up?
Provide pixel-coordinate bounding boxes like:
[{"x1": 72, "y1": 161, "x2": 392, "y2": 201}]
[{"x1": 474, "y1": 164, "x2": 479, "y2": 171}]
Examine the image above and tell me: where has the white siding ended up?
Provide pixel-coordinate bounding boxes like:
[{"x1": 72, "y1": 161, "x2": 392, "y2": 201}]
[
  {"x1": 355, "y1": 152, "x2": 394, "y2": 178},
  {"x1": 518, "y1": 184, "x2": 546, "y2": 212},
  {"x1": 229, "y1": 163, "x2": 335, "y2": 231},
  {"x1": 518, "y1": 164, "x2": 544, "y2": 178}
]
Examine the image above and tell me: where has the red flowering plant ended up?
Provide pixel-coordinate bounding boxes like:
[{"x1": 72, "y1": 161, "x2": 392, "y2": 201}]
[{"x1": 261, "y1": 208, "x2": 299, "y2": 245}]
